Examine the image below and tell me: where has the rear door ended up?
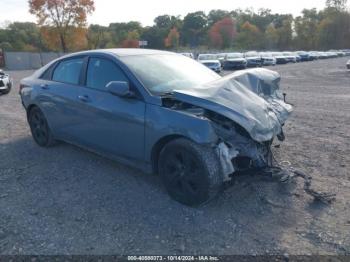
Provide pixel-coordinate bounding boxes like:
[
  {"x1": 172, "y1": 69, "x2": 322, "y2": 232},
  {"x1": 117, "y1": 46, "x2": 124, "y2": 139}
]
[{"x1": 74, "y1": 56, "x2": 146, "y2": 161}]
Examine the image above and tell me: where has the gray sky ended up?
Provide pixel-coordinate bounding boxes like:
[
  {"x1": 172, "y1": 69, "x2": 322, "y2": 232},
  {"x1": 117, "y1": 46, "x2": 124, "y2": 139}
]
[{"x1": 1, "y1": 0, "x2": 328, "y2": 27}]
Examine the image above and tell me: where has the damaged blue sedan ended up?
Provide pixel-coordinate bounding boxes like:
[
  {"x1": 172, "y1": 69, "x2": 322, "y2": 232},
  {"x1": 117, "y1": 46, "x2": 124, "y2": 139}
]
[{"x1": 20, "y1": 49, "x2": 292, "y2": 206}]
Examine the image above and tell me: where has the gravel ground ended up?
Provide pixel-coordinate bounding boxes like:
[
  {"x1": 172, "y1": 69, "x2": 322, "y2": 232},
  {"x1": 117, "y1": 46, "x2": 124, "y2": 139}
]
[{"x1": 0, "y1": 57, "x2": 349, "y2": 255}]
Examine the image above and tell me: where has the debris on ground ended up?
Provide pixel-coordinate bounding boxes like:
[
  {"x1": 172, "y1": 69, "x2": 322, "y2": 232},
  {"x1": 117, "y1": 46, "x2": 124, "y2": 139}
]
[{"x1": 260, "y1": 161, "x2": 336, "y2": 204}]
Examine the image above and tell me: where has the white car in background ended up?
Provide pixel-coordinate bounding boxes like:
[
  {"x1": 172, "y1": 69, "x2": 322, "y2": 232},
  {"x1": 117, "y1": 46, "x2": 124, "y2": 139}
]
[
  {"x1": 0, "y1": 69, "x2": 12, "y2": 95},
  {"x1": 197, "y1": 54, "x2": 221, "y2": 73},
  {"x1": 283, "y1": 52, "x2": 297, "y2": 63},
  {"x1": 259, "y1": 52, "x2": 276, "y2": 66}
]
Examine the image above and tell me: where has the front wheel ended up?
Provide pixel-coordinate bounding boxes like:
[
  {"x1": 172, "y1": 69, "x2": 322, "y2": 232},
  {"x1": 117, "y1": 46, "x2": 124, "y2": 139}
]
[
  {"x1": 158, "y1": 138, "x2": 223, "y2": 206},
  {"x1": 28, "y1": 107, "x2": 56, "y2": 147}
]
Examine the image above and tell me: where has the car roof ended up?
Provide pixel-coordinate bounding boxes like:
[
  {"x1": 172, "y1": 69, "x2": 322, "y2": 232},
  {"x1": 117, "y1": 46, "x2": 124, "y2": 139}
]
[{"x1": 63, "y1": 48, "x2": 174, "y2": 58}]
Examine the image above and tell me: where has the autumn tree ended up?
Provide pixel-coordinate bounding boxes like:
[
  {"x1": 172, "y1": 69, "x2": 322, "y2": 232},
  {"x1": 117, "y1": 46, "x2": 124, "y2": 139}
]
[
  {"x1": 29, "y1": 0, "x2": 95, "y2": 52},
  {"x1": 236, "y1": 21, "x2": 261, "y2": 49},
  {"x1": 207, "y1": 9, "x2": 230, "y2": 26},
  {"x1": 164, "y1": 27, "x2": 180, "y2": 48},
  {"x1": 121, "y1": 30, "x2": 140, "y2": 48},
  {"x1": 208, "y1": 17, "x2": 236, "y2": 49},
  {"x1": 41, "y1": 26, "x2": 88, "y2": 51}
]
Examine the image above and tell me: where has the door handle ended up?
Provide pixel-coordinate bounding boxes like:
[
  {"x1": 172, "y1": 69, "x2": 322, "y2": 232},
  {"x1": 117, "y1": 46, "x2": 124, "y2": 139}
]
[
  {"x1": 78, "y1": 95, "x2": 90, "y2": 103},
  {"x1": 40, "y1": 84, "x2": 49, "y2": 90}
]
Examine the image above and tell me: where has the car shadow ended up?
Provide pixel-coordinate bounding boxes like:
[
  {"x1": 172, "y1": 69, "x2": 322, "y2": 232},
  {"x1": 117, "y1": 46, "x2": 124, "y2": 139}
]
[{"x1": 0, "y1": 136, "x2": 324, "y2": 255}]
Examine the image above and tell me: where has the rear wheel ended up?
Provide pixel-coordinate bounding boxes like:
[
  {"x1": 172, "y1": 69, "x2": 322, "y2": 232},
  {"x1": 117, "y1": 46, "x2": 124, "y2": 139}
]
[
  {"x1": 28, "y1": 107, "x2": 56, "y2": 147},
  {"x1": 158, "y1": 138, "x2": 223, "y2": 206}
]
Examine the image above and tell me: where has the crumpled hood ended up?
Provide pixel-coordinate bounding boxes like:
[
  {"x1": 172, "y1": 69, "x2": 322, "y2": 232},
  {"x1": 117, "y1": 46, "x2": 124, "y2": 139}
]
[{"x1": 173, "y1": 68, "x2": 293, "y2": 142}]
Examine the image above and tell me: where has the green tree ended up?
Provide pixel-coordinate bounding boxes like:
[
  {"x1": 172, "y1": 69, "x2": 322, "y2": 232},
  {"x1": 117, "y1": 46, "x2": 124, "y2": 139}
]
[
  {"x1": 275, "y1": 16, "x2": 294, "y2": 50},
  {"x1": 264, "y1": 24, "x2": 279, "y2": 49},
  {"x1": 141, "y1": 26, "x2": 165, "y2": 49},
  {"x1": 108, "y1": 21, "x2": 142, "y2": 46},
  {"x1": 86, "y1": 24, "x2": 111, "y2": 49},
  {"x1": 294, "y1": 9, "x2": 320, "y2": 50},
  {"x1": 3, "y1": 22, "x2": 44, "y2": 51},
  {"x1": 181, "y1": 11, "x2": 207, "y2": 47},
  {"x1": 207, "y1": 9, "x2": 230, "y2": 26}
]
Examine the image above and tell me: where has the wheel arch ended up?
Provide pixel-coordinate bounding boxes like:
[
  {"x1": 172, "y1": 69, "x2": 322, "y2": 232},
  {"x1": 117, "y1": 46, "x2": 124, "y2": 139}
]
[
  {"x1": 26, "y1": 104, "x2": 39, "y2": 120},
  {"x1": 151, "y1": 134, "x2": 187, "y2": 175}
]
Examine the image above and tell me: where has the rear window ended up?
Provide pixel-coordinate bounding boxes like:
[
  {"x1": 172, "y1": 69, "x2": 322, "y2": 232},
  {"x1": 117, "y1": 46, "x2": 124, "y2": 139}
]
[{"x1": 52, "y1": 58, "x2": 83, "y2": 85}]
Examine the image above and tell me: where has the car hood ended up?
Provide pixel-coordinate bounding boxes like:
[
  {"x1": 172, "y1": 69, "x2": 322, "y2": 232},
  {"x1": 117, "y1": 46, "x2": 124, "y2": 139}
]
[{"x1": 173, "y1": 68, "x2": 293, "y2": 142}]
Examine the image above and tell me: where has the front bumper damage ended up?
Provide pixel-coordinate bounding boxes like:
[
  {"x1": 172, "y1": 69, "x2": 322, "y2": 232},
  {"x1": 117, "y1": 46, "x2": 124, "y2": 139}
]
[
  {"x1": 213, "y1": 120, "x2": 277, "y2": 182},
  {"x1": 163, "y1": 68, "x2": 292, "y2": 182}
]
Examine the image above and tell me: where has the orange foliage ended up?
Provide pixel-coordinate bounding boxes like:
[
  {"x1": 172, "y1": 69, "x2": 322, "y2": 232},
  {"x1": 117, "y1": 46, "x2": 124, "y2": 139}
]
[
  {"x1": 29, "y1": 0, "x2": 94, "y2": 51},
  {"x1": 121, "y1": 39, "x2": 139, "y2": 48},
  {"x1": 121, "y1": 30, "x2": 140, "y2": 48},
  {"x1": 208, "y1": 17, "x2": 236, "y2": 48},
  {"x1": 164, "y1": 27, "x2": 180, "y2": 48},
  {"x1": 41, "y1": 26, "x2": 88, "y2": 51}
]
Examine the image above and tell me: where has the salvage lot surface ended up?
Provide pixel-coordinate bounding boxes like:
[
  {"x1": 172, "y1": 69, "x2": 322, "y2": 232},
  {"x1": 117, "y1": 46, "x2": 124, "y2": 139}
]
[{"x1": 0, "y1": 57, "x2": 350, "y2": 255}]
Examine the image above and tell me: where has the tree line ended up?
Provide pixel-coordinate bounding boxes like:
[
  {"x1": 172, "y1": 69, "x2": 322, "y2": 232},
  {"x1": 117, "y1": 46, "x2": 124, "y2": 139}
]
[{"x1": 0, "y1": 0, "x2": 349, "y2": 53}]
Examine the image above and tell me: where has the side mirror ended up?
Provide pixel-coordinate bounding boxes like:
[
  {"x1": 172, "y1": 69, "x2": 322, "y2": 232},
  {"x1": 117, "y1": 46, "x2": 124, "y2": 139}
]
[{"x1": 106, "y1": 81, "x2": 135, "y2": 98}]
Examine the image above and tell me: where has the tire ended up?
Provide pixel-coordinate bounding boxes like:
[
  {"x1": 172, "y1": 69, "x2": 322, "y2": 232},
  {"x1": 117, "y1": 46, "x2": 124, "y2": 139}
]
[
  {"x1": 158, "y1": 138, "x2": 223, "y2": 206},
  {"x1": 28, "y1": 107, "x2": 56, "y2": 147}
]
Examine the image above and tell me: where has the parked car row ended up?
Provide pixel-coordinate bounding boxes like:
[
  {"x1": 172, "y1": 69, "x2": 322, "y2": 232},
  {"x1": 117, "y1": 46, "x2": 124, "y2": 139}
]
[{"x1": 180, "y1": 49, "x2": 350, "y2": 72}]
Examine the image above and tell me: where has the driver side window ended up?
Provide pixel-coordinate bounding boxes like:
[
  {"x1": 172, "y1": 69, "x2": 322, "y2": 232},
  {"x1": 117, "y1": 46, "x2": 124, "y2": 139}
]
[{"x1": 86, "y1": 58, "x2": 128, "y2": 91}]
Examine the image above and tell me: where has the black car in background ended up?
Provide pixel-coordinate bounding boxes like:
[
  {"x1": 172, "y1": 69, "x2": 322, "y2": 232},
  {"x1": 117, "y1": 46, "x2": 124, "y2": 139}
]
[
  {"x1": 244, "y1": 51, "x2": 263, "y2": 67},
  {"x1": 297, "y1": 51, "x2": 312, "y2": 61},
  {"x1": 223, "y1": 53, "x2": 247, "y2": 70},
  {"x1": 272, "y1": 52, "x2": 289, "y2": 64}
]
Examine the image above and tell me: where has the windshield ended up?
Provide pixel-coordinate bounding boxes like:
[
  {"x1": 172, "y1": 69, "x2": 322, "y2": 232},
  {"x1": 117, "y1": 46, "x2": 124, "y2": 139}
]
[
  {"x1": 198, "y1": 54, "x2": 217, "y2": 60},
  {"x1": 120, "y1": 54, "x2": 221, "y2": 95},
  {"x1": 227, "y1": 53, "x2": 243, "y2": 59}
]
